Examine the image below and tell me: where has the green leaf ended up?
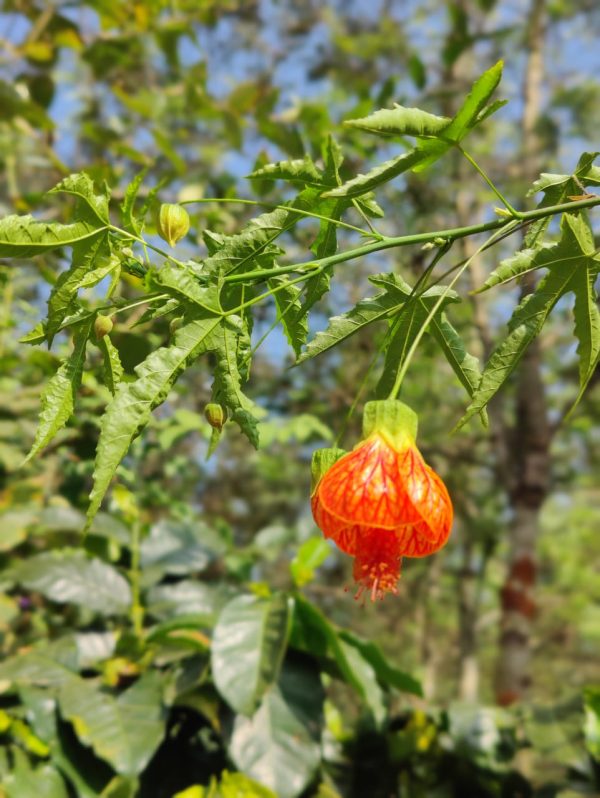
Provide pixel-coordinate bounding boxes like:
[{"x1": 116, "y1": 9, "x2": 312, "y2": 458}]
[
  {"x1": 9, "y1": 549, "x2": 131, "y2": 616},
  {"x1": 78, "y1": 253, "x2": 121, "y2": 289},
  {"x1": 324, "y1": 148, "x2": 424, "y2": 199},
  {"x1": 429, "y1": 313, "x2": 488, "y2": 424},
  {"x1": 290, "y1": 596, "x2": 388, "y2": 723},
  {"x1": 267, "y1": 276, "x2": 308, "y2": 357},
  {"x1": 18, "y1": 687, "x2": 109, "y2": 798},
  {"x1": 209, "y1": 315, "x2": 259, "y2": 447},
  {"x1": 58, "y1": 672, "x2": 165, "y2": 777},
  {"x1": 374, "y1": 284, "x2": 459, "y2": 398},
  {"x1": 211, "y1": 593, "x2": 290, "y2": 716},
  {"x1": 121, "y1": 168, "x2": 149, "y2": 234},
  {"x1": 47, "y1": 231, "x2": 111, "y2": 341},
  {"x1": 247, "y1": 155, "x2": 324, "y2": 186},
  {"x1": 96, "y1": 335, "x2": 124, "y2": 395},
  {"x1": 0, "y1": 215, "x2": 105, "y2": 259},
  {"x1": 528, "y1": 151, "x2": 600, "y2": 196},
  {"x1": 345, "y1": 105, "x2": 450, "y2": 137},
  {"x1": 337, "y1": 631, "x2": 422, "y2": 696},
  {"x1": 203, "y1": 207, "x2": 293, "y2": 279},
  {"x1": 1, "y1": 748, "x2": 69, "y2": 798},
  {"x1": 87, "y1": 312, "x2": 222, "y2": 525},
  {"x1": 228, "y1": 657, "x2": 323, "y2": 798},
  {"x1": 297, "y1": 273, "x2": 412, "y2": 363},
  {"x1": 140, "y1": 518, "x2": 214, "y2": 578},
  {"x1": 151, "y1": 262, "x2": 222, "y2": 313},
  {"x1": 290, "y1": 537, "x2": 331, "y2": 587},
  {"x1": 525, "y1": 152, "x2": 599, "y2": 247},
  {"x1": 459, "y1": 213, "x2": 598, "y2": 426},
  {"x1": 477, "y1": 246, "x2": 553, "y2": 292},
  {"x1": 49, "y1": 172, "x2": 110, "y2": 225},
  {"x1": 572, "y1": 265, "x2": 600, "y2": 397},
  {"x1": 328, "y1": 62, "x2": 503, "y2": 197},
  {"x1": 25, "y1": 319, "x2": 92, "y2": 462}
]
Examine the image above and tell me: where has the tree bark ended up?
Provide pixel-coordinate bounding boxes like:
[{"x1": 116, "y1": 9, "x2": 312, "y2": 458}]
[{"x1": 495, "y1": 0, "x2": 550, "y2": 706}]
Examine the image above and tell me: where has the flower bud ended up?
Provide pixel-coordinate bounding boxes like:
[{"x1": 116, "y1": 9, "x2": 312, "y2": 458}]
[
  {"x1": 94, "y1": 314, "x2": 113, "y2": 340},
  {"x1": 157, "y1": 203, "x2": 190, "y2": 247},
  {"x1": 205, "y1": 403, "x2": 227, "y2": 431}
]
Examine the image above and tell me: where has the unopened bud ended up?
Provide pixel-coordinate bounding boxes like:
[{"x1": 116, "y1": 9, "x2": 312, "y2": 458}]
[
  {"x1": 157, "y1": 203, "x2": 190, "y2": 247},
  {"x1": 94, "y1": 314, "x2": 113, "y2": 339},
  {"x1": 205, "y1": 403, "x2": 227, "y2": 431}
]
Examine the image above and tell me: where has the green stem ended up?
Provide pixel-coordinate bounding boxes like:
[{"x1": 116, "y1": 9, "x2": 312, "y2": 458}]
[
  {"x1": 182, "y1": 196, "x2": 375, "y2": 238},
  {"x1": 109, "y1": 225, "x2": 186, "y2": 267},
  {"x1": 458, "y1": 145, "x2": 522, "y2": 218},
  {"x1": 105, "y1": 293, "x2": 171, "y2": 318},
  {"x1": 387, "y1": 221, "x2": 521, "y2": 400},
  {"x1": 130, "y1": 519, "x2": 143, "y2": 637},
  {"x1": 222, "y1": 196, "x2": 600, "y2": 285}
]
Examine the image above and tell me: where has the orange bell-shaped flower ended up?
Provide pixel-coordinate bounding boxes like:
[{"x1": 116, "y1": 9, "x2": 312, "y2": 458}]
[{"x1": 311, "y1": 401, "x2": 453, "y2": 601}]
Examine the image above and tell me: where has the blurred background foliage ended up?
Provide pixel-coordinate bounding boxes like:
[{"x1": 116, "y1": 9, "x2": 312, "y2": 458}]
[{"x1": 0, "y1": 1, "x2": 599, "y2": 796}]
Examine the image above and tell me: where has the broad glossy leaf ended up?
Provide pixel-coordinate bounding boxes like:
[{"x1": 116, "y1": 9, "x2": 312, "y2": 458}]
[
  {"x1": 211, "y1": 593, "x2": 289, "y2": 716},
  {"x1": 140, "y1": 518, "x2": 214, "y2": 578},
  {"x1": 1, "y1": 747, "x2": 69, "y2": 798},
  {"x1": 228, "y1": 657, "x2": 323, "y2": 798},
  {"x1": 87, "y1": 312, "x2": 222, "y2": 525},
  {"x1": 290, "y1": 596, "x2": 393, "y2": 722},
  {"x1": 18, "y1": 687, "x2": 108, "y2": 798},
  {"x1": 9, "y1": 549, "x2": 131, "y2": 616},
  {"x1": 337, "y1": 630, "x2": 422, "y2": 696},
  {"x1": 25, "y1": 319, "x2": 92, "y2": 462},
  {"x1": 58, "y1": 672, "x2": 165, "y2": 776},
  {"x1": 146, "y1": 580, "x2": 235, "y2": 624}
]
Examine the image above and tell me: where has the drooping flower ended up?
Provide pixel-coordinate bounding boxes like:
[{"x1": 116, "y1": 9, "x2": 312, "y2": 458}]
[{"x1": 311, "y1": 400, "x2": 453, "y2": 601}]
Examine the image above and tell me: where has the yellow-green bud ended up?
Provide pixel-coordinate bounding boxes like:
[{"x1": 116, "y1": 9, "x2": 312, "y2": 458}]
[
  {"x1": 157, "y1": 203, "x2": 190, "y2": 247},
  {"x1": 205, "y1": 403, "x2": 227, "y2": 431},
  {"x1": 94, "y1": 314, "x2": 113, "y2": 339}
]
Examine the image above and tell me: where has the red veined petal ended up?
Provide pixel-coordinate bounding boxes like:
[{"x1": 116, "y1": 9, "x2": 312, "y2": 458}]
[
  {"x1": 317, "y1": 434, "x2": 453, "y2": 543},
  {"x1": 311, "y1": 492, "x2": 357, "y2": 554},
  {"x1": 317, "y1": 435, "x2": 424, "y2": 530},
  {"x1": 401, "y1": 455, "x2": 453, "y2": 542},
  {"x1": 352, "y1": 526, "x2": 403, "y2": 602}
]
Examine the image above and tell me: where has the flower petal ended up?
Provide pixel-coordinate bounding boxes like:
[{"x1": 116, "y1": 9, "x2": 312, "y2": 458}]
[
  {"x1": 352, "y1": 526, "x2": 403, "y2": 601},
  {"x1": 317, "y1": 435, "x2": 424, "y2": 530}
]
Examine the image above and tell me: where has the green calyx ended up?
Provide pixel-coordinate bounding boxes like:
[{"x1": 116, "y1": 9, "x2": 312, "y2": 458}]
[
  {"x1": 362, "y1": 400, "x2": 417, "y2": 450},
  {"x1": 310, "y1": 447, "x2": 346, "y2": 492}
]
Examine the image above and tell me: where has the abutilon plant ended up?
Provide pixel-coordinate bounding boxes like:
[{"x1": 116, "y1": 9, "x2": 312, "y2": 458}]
[{"x1": 311, "y1": 401, "x2": 453, "y2": 601}]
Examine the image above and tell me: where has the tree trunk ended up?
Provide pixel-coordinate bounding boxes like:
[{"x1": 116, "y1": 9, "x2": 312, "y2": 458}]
[{"x1": 495, "y1": 0, "x2": 549, "y2": 706}]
